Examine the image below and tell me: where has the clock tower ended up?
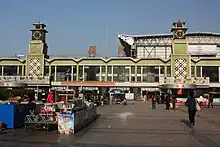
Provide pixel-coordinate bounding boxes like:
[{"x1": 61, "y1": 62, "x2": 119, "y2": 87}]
[
  {"x1": 171, "y1": 21, "x2": 188, "y2": 40},
  {"x1": 31, "y1": 23, "x2": 47, "y2": 42},
  {"x1": 26, "y1": 22, "x2": 49, "y2": 77},
  {"x1": 170, "y1": 21, "x2": 191, "y2": 79}
]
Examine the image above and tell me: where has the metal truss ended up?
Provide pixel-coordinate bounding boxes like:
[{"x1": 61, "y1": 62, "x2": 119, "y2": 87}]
[
  {"x1": 186, "y1": 36, "x2": 220, "y2": 45},
  {"x1": 132, "y1": 34, "x2": 220, "y2": 58},
  {"x1": 134, "y1": 34, "x2": 220, "y2": 46},
  {"x1": 135, "y1": 37, "x2": 172, "y2": 58}
]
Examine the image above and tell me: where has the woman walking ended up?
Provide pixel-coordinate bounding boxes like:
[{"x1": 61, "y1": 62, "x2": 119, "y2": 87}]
[
  {"x1": 185, "y1": 91, "x2": 199, "y2": 127},
  {"x1": 152, "y1": 95, "x2": 157, "y2": 109}
]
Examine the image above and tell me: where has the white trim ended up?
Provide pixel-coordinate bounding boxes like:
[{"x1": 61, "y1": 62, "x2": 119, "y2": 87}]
[
  {"x1": 99, "y1": 66, "x2": 102, "y2": 82},
  {"x1": 1, "y1": 66, "x2": 4, "y2": 76},
  {"x1": 107, "y1": 64, "x2": 136, "y2": 66},
  {"x1": 141, "y1": 66, "x2": 143, "y2": 82},
  {"x1": 210, "y1": 83, "x2": 220, "y2": 87},
  {"x1": 219, "y1": 67, "x2": 220, "y2": 82},
  {"x1": 51, "y1": 81, "x2": 62, "y2": 86},
  {"x1": 17, "y1": 66, "x2": 20, "y2": 75},
  {"x1": 200, "y1": 66, "x2": 203, "y2": 77},
  {"x1": 118, "y1": 32, "x2": 220, "y2": 38},
  {"x1": 71, "y1": 66, "x2": 74, "y2": 81},
  {"x1": 115, "y1": 82, "x2": 159, "y2": 87},
  {"x1": 159, "y1": 66, "x2": 161, "y2": 78},
  {"x1": 82, "y1": 65, "x2": 85, "y2": 81},
  {"x1": 54, "y1": 66, "x2": 57, "y2": 81},
  {"x1": 78, "y1": 64, "x2": 106, "y2": 66},
  {"x1": 111, "y1": 66, "x2": 113, "y2": 81}
]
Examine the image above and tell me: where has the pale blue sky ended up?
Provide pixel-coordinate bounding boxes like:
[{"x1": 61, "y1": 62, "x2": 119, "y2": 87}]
[{"x1": 0, "y1": 0, "x2": 220, "y2": 57}]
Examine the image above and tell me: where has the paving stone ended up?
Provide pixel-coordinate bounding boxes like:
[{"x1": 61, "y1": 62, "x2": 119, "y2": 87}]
[{"x1": 0, "y1": 102, "x2": 220, "y2": 146}]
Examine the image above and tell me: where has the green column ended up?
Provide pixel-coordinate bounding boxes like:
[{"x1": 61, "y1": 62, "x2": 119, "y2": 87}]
[
  {"x1": 49, "y1": 64, "x2": 51, "y2": 77},
  {"x1": 164, "y1": 65, "x2": 167, "y2": 77},
  {"x1": 135, "y1": 64, "x2": 137, "y2": 82},
  {"x1": 22, "y1": 65, "x2": 24, "y2": 76},
  {"x1": 194, "y1": 65, "x2": 197, "y2": 77},
  {"x1": 105, "y1": 65, "x2": 108, "y2": 81},
  {"x1": 76, "y1": 64, "x2": 79, "y2": 81}
]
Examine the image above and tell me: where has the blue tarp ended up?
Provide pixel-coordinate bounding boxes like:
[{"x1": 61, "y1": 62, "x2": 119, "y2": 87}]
[{"x1": 0, "y1": 103, "x2": 35, "y2": 129}]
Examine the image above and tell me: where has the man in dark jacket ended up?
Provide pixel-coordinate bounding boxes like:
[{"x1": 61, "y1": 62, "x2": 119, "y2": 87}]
[
  {"x1": 172, "y1": 94, "x2": 177, "y2": 110},
  {"x1": 152, "y1": 95, "x2": 157, "y2": 109},
  {"x1": 208, "y1": 95, "x2": 214, "y2": 108},
  {"x1": 185, "y1": 91, "x2": 197, "y2": 127},
  {"x1": 165, "y1": 94, "x2": 170, "y2": 110}
]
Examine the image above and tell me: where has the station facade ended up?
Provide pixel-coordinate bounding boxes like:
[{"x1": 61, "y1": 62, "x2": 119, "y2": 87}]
[{"x1": 1, "y1": 21, "x2": 220, "y2": 95}]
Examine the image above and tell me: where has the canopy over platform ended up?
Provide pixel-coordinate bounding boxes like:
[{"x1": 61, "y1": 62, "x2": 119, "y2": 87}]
[
  {"x1": 161, "y1": 84, "x2": 197, "y2": 89},
  {"x1": 109, "y1": 89, "x2": 125, "y2": 95},
  {"x1": 0, "y1": 82, "x2": 27, "y2": 88},
  {"x1": 118, "y1": 32, "x2": 220, "y2": 46}
]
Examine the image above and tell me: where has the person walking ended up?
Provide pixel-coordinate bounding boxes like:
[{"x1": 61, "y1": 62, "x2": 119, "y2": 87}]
[
  {"x1": 208, "y1": 95, "x2": 214, "y2": 108},
  {"x1": 143, "y1": 94, "x2": 147, "y2": 103},
  {"x1": 152, "y1": 95, "x2": 157, "y2": 109},
  {"x1": 172, "y1": 94, "x2": 177, "y2": 110},
  {"x1": 185, "y1": 91, "x2": 198, "y2": 127},
  {"x1": 165, "y1": 94, "x2": 170, "y2": 110}
]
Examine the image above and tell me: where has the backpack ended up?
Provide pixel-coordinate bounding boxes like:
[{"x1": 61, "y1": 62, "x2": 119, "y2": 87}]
[{"x1": 152, "y1": 96, "x2": 156, "y2": 101}]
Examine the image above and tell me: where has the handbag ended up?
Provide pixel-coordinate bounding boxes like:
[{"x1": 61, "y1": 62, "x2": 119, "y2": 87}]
[{"x1": 196, "y1": 101, "x2": 201, "y2": 111}]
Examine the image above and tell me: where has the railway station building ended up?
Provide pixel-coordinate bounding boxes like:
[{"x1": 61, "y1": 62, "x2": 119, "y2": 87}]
[{"x1": 1, "y1": 21, "x2": 220, "y2": 96}]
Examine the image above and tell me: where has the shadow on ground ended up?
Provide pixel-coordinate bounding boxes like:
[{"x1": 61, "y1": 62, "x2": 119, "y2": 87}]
[{"x1": 181, "y1": 119, "x2": 191, "y2": 127}]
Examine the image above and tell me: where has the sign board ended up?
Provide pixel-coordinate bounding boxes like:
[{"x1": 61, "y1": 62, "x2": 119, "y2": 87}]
[
  {"x1": 58, "y1": 113, "x2": 74, "y2": 135},
  {"x1": 114, "y1": 90, "x2": 121, "y2": 94},
  {"x1": 188, "y1": 45, "x2": 217, "y2": 55},
  {"x1": 125, "y1": 93, "x2": 134, "y2": 100}
]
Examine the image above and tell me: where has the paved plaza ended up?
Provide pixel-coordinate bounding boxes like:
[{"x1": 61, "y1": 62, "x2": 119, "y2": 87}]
[{"x1": 1, "y1": 102, "x2": 220, "y2": 147}]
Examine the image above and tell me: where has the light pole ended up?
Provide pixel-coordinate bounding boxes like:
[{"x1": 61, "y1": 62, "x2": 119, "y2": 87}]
[
  {"x1": 66, "y1": 74, "x2": 69, "y2": 102},
  {"x1": 79, "y1": 75, "x2": 85, "y2": 127},
  {"x1": 65, "y1": 69, "x2": 71, "y2": 102},
  {"x1": 79, "y1": 76, "x2": 84, "y2": 106}
]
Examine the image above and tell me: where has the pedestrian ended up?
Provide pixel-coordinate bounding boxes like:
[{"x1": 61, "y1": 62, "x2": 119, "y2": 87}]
[
  {"x1": 152, "y1": 95, "x2": 156, "y2": 109},
  {"x1": 156, "y1": 95, "x2": 160, "y2": 104},
  {"x1": 185, "y1": 91, "x2": 199, "y2": 127},
  {"x1": 208, "y1": 95, "x2": 214, "y2": 108},
  {"x1": 161, "y1": 94, "x2": 165, "y2": 104},
  {"x1": 165, "y1": 94, "x2": 170, "y2": 110},
  {"x1": 172, "y1": 94, "x2": 177, "y2": 110},
  {"x1": 143, "y1": 94, "x2": 147, "y2": 103}
]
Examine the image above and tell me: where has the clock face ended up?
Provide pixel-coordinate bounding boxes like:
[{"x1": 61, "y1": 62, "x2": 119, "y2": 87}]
[
  {"x1": 33, "y1": 31, "x2": 42, "y2": 40},
  {"x1": 175, "y1": 30, "x2": 185, "y2": 39}
]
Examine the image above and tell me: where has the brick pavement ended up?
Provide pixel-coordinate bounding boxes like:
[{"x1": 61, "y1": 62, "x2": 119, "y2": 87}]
[{"x1": 0, "y1": 102, "x2": 220, "y2": 146}]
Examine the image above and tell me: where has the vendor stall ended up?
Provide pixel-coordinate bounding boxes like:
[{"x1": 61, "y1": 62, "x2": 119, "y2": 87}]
[
  {"x1": 109, "y1": 89, "x2": 126, "y2": 104},
  {"x1": 24, "y1": 89, "x2": 98, "y2": 135},
  {"x1": 0, "y1": 85, "x2": 36, "y2": 129},
  {"x1": 0, "y1": 103, "x2": 35, "y2": 129},
  {"x1": 24, "y1": 104, "x2": 58, "y2": 131}
]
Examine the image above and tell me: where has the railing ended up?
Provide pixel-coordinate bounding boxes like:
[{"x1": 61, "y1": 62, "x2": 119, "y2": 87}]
[
  {"x1": 0, "y1": 76, "x2": 50, "y2": 84},
  {"x1": 0, "y1": 76, "x2": 210, "y2": 86},
  {"x1": 159, "y1": 77, "x2": 210, "y2": 85}
]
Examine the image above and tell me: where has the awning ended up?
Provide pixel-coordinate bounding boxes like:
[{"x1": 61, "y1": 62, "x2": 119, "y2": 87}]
[
  {"x1": 0, "y1": 82, "x2": 27, "y2": 88},
  {"x1": 109, "y1": 89, "x2": 125, "y2": 94},
  {"x1": 161, "y1": 84, "x2": 196, "y2": 89}
]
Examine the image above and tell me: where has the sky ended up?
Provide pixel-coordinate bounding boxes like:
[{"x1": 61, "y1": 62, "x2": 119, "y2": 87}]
[{"x1": 0, "y1": 0, "x2": 220, "y2": 57}]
